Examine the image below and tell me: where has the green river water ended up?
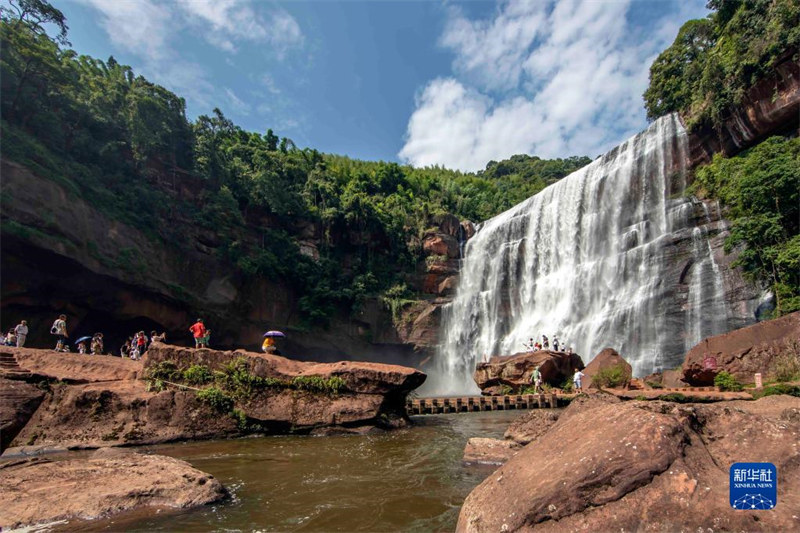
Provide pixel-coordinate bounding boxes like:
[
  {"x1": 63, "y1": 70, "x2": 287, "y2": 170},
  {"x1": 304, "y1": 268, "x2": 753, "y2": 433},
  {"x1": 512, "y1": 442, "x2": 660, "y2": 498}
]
[{"x1": 71, "y1": 411, "x2": 520, "y2": 532}]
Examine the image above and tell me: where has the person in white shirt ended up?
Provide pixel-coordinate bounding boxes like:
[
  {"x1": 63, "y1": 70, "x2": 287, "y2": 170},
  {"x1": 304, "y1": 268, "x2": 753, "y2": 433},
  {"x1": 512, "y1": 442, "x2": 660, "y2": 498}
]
[{"x1": 14, "y1": 320, "x2": 28, "y2": 347}]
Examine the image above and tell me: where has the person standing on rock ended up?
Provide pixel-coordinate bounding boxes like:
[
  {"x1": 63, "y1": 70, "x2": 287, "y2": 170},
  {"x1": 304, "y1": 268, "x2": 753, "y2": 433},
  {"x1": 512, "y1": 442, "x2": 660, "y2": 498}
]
[
  {"x1": 531, "y1": 366, "x2": 543, "y2": 393},
  {"x1": 573, "y1": 368, "x2": 585, "y2": 393},
  {"x1": 14, "y1": 320, "x2": 28, "y2": 347},
  {"x1": 51, "y1": 314, "x2": 68, "y2": 352},
  {"x1": 189, "y1": 319, "x2": 206, "y2": 348},
  {"x1": 553, "y1": 337, "x2": 559, "y2": 352},
  {"x1": 542, "y1": 335, "x2": 549, "y2": 349}
]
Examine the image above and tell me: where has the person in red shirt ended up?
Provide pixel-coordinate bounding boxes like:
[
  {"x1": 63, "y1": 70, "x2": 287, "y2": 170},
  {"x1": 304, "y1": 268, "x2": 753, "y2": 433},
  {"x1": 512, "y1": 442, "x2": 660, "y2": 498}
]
[{"x1": 189, "y1": 319, "x2": 206, "y2": 348}]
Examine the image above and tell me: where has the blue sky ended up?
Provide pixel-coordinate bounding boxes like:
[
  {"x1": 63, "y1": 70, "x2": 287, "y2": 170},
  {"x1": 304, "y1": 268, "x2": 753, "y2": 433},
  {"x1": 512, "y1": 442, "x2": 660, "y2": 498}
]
[{"x1": 49, "y1": 0, "x2": 708, "y2": 171}]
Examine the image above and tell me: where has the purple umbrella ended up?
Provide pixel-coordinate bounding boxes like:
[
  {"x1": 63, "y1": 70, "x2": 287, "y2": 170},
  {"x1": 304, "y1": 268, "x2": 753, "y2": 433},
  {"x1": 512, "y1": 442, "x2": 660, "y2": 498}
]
[{"x1": 263, "y1": 331, "x2": 286, "y2": 338}]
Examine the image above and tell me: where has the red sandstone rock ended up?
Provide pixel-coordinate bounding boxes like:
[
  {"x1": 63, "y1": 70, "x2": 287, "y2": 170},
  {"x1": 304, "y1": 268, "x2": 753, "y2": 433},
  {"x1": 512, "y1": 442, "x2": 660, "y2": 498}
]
[
  {"x1": 682, "y1": 311, "x2": 800, "y2": 385},
  {"x1": 473, "y1": 350, "x2": 584, "y2": 395},
  {"x1": 0, "y1": 449, "x2": 227, "y2": 530},
  {"x1": 503, "y1": 409, "x2": 560, "y2": 445},
  {"x1": 457, "y1": 394, "x2": 800, "y2": 532},
  {"x1": 423, "y1": 234, "x2": 460, "y2": 258},
  {"x1": 3, "y1": 346, "x2": 141, "y2": 382},
  {"x1": 583, "y1": 348, "x2": 632, "y2": 389},
  {"x1": 463, "y1": 437, "x2": 520, "y2": 465},
  {"x1": 0, "y1": 378, "x2": 45, "y2": 452}
]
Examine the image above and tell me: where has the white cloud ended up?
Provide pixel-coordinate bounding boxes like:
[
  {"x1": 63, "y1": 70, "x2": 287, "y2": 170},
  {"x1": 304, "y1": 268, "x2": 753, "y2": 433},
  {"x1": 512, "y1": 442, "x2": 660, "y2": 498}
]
[
  {"x1": 175, "y1": 0, "x2": 303, "y2": 56},
  {"x1": 400, "y1": 0, "x2": 708, "y2": 171},
  {"x1": 75, "y1": 0, "x2": 173, "y2": 62}
]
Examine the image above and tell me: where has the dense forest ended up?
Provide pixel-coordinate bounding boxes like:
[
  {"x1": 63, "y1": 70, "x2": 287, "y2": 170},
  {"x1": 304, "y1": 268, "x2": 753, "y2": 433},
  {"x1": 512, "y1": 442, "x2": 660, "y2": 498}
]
[
  {"x1": 643, "y1": 0, "x2": 799, "y2": 315},
  {"x1": 0, "y1": 1, "x2": 589, "y2": 327}
]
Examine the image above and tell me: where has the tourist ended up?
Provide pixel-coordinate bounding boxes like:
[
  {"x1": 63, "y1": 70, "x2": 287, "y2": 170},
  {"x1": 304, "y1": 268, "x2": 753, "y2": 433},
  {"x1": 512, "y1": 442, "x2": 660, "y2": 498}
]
[
  {"x1": 130, "y1": 345, "x2": 140, "y2": 360},
  {"x1": 6, "y1": 329, "x2": 17, "y2": 346},
  {"x1": 200, "y1": 329, "x2": 211, "y2": 348},
  {"x1": 77, "y1": 341, "x2": 87, "y2": 354},
  {"x1": 262, "y1": 335, "x2": 275, "y2": 353},
  {"x1": 120, "y1": 342, "x2": 130, "y2": 358},
  {"x1": 573, "y1": 368, "x2": 585, "y2": 393},
  {"x1": 14, "y1": 320, "x2": 28, "y2": 347},
  {"x1": 531, "y1": 365, "x2": 543, "y2": 393},
  {"x1": 151, "y1": 331, "x2": 166, "y2": 343},
  {"x1": 91, "y1": 333, "x2": 103, "y2": 355},
  {"x1": 136, "y1": 331, "x2": 148, "y2": 354},
  {"x1": 524, "y1": 337, "x2": 535, "y2": 352},
  {"x1": 553, "y1": 336, "x2": 559, "y2": 352},
  {"x1": 51, "y1": 314, "x2": 68, "y2": 352},
  {"x1": 189, "y1": 319, "x2": 206, "y2": 348},
  {"x1": 542, "y1": 335, "x2": 549, "y2": 349}
]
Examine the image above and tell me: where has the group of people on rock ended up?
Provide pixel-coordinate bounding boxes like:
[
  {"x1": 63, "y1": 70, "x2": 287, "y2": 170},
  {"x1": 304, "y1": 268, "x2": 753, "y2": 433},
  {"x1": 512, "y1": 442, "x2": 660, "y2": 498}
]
[
  {"x1": 5, "y1": 314, "x2": 284, "y2": 358},
  {"x1": 120, "y1": 331, "x2": 165, "y2": 360},
  {"x1": 524, "y1": 334, "x2": 571, "y2": 354}
]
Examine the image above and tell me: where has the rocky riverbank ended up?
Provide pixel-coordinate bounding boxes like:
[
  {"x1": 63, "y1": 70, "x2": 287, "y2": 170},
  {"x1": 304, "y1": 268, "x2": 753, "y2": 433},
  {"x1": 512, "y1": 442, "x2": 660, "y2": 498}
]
[
  {"x1": 457, "y1": 392, "x2": 800, "y2": 532},
  {"x1": 1, "y1": 343, "x2": 426, "y2": 451}
]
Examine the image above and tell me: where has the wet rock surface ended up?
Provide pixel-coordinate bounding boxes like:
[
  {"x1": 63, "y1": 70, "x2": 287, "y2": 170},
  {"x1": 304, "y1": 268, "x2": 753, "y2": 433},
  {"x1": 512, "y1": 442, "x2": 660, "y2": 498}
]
[
  {"x1": 463, "y1": 438, "x2": 520, "y2": 466},
  {"x1": 457, "y1": 393, "x2": 800, "y2": 532},
  {"x1": 0, "y1": 449, "x2": 227, "y2": 530}
]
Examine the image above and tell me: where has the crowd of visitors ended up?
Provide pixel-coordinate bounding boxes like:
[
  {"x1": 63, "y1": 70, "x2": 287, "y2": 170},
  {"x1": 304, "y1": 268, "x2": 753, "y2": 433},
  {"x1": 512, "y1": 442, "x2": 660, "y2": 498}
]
[{"x1": 523, "y1": 334, "x2": 572, "y2": 354}]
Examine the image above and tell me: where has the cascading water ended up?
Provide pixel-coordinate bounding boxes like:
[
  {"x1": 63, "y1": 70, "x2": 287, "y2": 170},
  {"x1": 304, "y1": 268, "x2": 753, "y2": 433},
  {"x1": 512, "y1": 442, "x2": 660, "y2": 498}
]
[{"x1": 427, "y1": 114, "x2": 732, "y2": 395}]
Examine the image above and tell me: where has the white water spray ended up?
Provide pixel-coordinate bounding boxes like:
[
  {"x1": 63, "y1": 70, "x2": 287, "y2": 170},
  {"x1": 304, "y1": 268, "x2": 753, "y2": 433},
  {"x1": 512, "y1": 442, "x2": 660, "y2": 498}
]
[{"x1": 427, "y1": 114, "x2": 731, "y2": 395}]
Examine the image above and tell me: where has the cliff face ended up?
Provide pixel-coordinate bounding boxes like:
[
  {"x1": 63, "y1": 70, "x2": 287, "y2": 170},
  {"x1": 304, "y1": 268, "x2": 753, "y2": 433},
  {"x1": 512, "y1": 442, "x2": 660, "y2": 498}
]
[{"x1": 0, "y1": 159, "x2": 464, "y2": 365}]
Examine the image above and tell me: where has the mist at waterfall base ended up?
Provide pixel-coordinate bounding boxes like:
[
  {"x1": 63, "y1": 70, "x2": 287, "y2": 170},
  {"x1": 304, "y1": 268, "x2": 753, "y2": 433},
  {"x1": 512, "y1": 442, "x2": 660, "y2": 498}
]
[{"x1": 424, "y1": 114, "x2": 733, "y2": 396}]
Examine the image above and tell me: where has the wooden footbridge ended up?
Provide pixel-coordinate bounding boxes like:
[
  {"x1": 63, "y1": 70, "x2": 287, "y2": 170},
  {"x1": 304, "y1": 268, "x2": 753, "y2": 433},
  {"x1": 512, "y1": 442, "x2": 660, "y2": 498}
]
[{"x1": 406, "y1": 393, "x2": 567, "y2": 415}]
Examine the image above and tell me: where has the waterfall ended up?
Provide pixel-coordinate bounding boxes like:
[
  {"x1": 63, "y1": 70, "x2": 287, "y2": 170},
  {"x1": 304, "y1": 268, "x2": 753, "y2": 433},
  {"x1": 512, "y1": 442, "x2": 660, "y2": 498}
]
[{"x1": 427, "y1": 114, "x2": 731, "y2": 395}]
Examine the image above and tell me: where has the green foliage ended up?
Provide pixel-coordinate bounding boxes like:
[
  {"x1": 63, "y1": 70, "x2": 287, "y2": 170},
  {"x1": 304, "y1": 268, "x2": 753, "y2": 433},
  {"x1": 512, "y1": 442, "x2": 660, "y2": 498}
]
[
  {"x1": 499, "y1": 385, "x2": 514, "y2": 396},
  {"x1": 0, "y1": 3, "x2": 592, "y2": 327},
  {"x1": 196, "y1": 386, "x2": 234, "y2": 412},
  {"x1": 771, "y1": 344, "x2": 800, "y2": 382},
  {"x1": 231, "y1": 408, "x2": 249, "y2": 430},
  {"x1": 591, "y1": 364, "x2": 630, "y2": 389},
  {"x1": 645, "y1": 381, "x2": 664, "y2": 389},
  {"x1": 183, "y1": 364, "x2": 213, "y2": 385},
  {"x1": 657, "y1": 393, "x2": 688, "y2": 403},
  {"x1": 693, "y1": 137, "x2": 800, "y2": 315},
  {"x1": 560, "y1": 379, "x2": 574, "y2": 393},
  {"x1": 145, "y1": 360, "x2": 181, "y2": 382},
  {"x1": 714, "y1": 371, "x2": 744, "y2": 392},
  {"x1": 291, "y1": 375, "x2": 347, "y2": 395},
  {"x1": 751, "y1": 383, "x2": 800, "y2": 399},
  {"x1": 644, "y1": 0, "x2": 800, "y2": 130}
]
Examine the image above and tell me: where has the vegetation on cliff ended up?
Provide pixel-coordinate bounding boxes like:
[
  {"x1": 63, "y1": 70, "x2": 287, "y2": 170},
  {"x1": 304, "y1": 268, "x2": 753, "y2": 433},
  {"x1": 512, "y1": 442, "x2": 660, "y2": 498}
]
[
  {"x1": 644, "y1": 0, "x2": 799, "y2": 316},
  {"x1": 0, "y1": 1, "x2": 589, "y2": 326},
  {"x1": 644, "y1": 0, "x2": 799, "y2": 130},
  {"x1": 691, "y1": 137, "x2": 800, "y2": 315}
]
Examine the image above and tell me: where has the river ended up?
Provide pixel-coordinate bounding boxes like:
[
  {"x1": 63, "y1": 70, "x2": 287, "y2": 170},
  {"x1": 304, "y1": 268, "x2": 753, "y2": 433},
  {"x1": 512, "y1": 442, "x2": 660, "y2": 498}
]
[{"x1": 72, "y1": 411, "x2": 520, "y2": 532}]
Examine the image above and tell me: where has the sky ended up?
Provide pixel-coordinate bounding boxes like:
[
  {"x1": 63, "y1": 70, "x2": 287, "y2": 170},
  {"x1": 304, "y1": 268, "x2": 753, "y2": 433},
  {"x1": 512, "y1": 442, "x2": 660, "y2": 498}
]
[{"x1": 44, "y1": 0, "x2": 709, "y2": 172}]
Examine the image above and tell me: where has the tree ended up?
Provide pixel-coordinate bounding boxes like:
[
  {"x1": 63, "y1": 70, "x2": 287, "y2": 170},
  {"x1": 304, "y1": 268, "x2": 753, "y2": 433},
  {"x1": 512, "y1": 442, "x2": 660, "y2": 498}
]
[{"x1": 1, "y1": 0, "x2": 69, "y2": 44}]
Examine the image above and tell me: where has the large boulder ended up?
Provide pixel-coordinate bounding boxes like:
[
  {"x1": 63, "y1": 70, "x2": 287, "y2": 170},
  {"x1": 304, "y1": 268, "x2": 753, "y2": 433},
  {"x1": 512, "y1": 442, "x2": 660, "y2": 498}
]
[
  {"x1": 0, "y1": 449, "x2": 227, "y2": 530},
  {"x1": 142, "y1": 343, "x2": 426, "y2": 432},
  {"x1": 682, "y1": 311, "x2": 800, "y2": 385},
  {"x1": 583, "y1": 348, "x2": 632, "y2": 390},
  {"x1": 457, "y1": 394, "x2": 800, "y2": 532},
  {"x1": 473, "y1": 350, "x2": 584, "y2": 395},
  {"x1": 10, "y1": 380, "x2": 240, "y2": 449}
]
